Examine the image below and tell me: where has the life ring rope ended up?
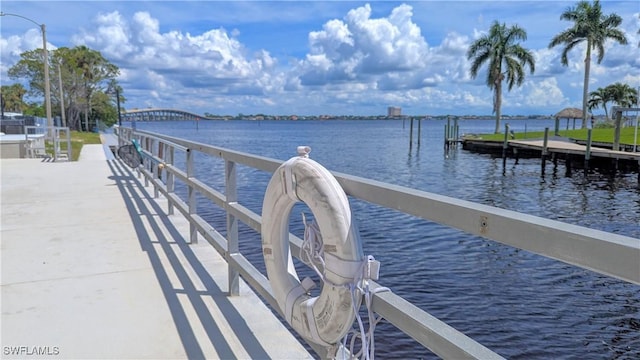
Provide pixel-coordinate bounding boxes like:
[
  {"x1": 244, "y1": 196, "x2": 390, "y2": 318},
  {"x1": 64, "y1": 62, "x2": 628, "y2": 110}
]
[{"x1": 302, "y1": 215, "x2": 391, "y2": 359}]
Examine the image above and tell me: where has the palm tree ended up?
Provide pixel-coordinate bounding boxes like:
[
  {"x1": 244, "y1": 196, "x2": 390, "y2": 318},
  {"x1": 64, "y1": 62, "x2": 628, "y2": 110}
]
[
  {"x1": 467, "y1": 21, "x2": 535, "y2": 134},
  {"x1": 607, "y1": 82, "x2": 639, "y2": 151},
  {"x1": 607, "y1": 82, "x2": 638, "y2": 108},
  {"x1": 587, "y1": 87, "x2": 612, "y2": 120},
  {"x1": 548, "y1": 0, "x2": 627, "y2": 129}
]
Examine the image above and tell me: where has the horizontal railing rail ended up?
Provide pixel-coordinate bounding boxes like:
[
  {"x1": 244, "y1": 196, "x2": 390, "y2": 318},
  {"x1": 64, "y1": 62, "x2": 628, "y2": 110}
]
[{"x1": 115, "y1": 127, "x2": 639, "y2": 359}]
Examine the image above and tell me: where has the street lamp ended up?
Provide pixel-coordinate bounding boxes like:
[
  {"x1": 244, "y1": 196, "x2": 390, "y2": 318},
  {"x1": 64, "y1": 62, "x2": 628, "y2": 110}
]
[
  {"x1": 106, "y1": 84, "x2": 123, "y2": 127},
  {"x1": 1, "y1": 12, "x2": 52, "y2": 131}
]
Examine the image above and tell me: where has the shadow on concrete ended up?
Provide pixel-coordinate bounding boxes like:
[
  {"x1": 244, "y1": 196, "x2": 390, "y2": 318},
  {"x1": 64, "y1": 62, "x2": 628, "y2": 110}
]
[{"x1": 106, "y1": 159, "x2": 270, "y2": 359}]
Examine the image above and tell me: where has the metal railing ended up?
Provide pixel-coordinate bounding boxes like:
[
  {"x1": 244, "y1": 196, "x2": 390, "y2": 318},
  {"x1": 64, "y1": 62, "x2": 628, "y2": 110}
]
[
  {"x1": 115, "y1": 126, "x2": 639, "y2": 359},
  {"x1": 24, "y1": 125, "x2": 71, "y2": 161}
]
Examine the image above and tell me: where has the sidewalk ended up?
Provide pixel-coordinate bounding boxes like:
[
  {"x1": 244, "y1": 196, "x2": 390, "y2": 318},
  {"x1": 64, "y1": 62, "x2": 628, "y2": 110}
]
[{"x1": 1, "y1": 145, "x2": 311, "y2": 359}]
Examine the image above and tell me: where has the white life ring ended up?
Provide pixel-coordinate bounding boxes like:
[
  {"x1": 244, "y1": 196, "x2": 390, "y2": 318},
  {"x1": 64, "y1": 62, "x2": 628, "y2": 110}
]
[{"x1": 262, "y1": 146, "x2": 364, "y2": 347}]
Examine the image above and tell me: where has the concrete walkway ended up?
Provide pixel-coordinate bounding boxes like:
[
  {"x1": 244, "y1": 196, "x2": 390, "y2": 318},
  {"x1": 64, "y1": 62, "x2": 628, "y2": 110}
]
[{"x1": 1, "y1": 144, "x2": 311, "y2": 359}]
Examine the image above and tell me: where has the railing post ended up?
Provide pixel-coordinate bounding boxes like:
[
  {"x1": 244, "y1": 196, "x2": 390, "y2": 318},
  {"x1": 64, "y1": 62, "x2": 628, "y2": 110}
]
[
  {"x1": 166, "y1": 145, "x2": 175, "y2": 215},
  {"x1": 158, "y1": 141, "x2": 165, "y2": 182},
  {"x1": 186, "y1": 148, "x2": 197, "y2": 244},
  {"x1": 144, "y1": 137, "x2": 150, "y2": 186},
  {"x1": 226, "y1": 159, "x2": 239, "y2": 296},
  {"x1": 152, "y1": 139, "x2": 159, "y2": 198}
]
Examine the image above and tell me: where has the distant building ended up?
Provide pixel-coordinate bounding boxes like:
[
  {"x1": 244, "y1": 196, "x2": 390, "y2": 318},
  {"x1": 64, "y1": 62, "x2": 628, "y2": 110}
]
[{"x1": 387, "y1": 106, "x2": 401, "y2": 117}]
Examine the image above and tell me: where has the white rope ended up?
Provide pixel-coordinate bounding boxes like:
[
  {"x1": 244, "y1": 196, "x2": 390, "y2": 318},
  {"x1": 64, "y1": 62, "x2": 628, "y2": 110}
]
[
  {"x1": 341, "y1": 256, "x2": 390, "y2": 360},
  {"x1": 301, "y1": 213, "x2": 390, "y2": 360},
  {"x1": 301, "y1": 213, "x2": 327, "y2": 281}
]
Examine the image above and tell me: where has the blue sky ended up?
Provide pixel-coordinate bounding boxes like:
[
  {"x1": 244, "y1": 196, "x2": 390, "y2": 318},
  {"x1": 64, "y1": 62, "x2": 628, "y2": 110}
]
[{"x1": 1, "y1": 1, "x2": 638, "y2": 116}]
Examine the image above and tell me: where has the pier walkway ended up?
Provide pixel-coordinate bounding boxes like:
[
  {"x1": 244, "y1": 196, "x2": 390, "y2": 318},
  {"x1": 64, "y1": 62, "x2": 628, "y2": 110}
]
[
  {"x1": 1, "y1": 145, "x2": 311, "y2": 359},
  {"x1": 509, "y1": 138, "x2": 640, "y2": 161}
]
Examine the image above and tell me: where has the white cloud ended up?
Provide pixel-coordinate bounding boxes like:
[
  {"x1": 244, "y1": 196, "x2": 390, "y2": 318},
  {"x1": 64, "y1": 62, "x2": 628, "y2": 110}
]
[
  {"x1": 525, "y1": 78, "x2": 567, "y2": 107},
  {"x1": 73, "y1": 10, "x2": 280, "y2": 98},
  {"x1": 2, "y1": 1, "x2": 638, "y2": 117},
  {"x1": 296, "y1": 3, "x2": 429, "y2": 87},
  {"x1": 0, "y1": 28, "x2": 57, "y2": 78}
]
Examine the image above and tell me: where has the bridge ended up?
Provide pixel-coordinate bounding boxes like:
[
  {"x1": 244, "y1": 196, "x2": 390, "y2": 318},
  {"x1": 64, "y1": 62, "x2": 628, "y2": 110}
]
[{"x1": 122, "y1": 108, "x2": 218, "y2": 122}]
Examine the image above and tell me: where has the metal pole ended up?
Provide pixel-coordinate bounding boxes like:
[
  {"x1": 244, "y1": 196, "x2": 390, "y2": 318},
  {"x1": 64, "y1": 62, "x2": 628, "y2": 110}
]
[
  {"x1": 226, "y1": 159, "x2": 239, "y2": 296},
  {"x1": 42, "y1": 23, "x2": 52, "y2": 131},
  {"x1": 115, "y1": 88, "x2": 122, "y2": 126},
  {"x1": 57, "y1": 62, "x2": 66, "y2": 127},
  {"x1": 186, "y1": 148, "x2": 197, "y2": 244}
]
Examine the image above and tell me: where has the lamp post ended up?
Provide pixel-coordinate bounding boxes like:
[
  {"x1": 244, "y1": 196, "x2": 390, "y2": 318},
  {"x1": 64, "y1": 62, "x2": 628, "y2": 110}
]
[
  {"x1": 115, "y1": 88, "x2": 122, "y2": 127},
  {"x1": 107, "y1": 85, "x2": 123, "y2": 127},
  {"x1": 1, "y1": 12, "x2": 52, "y2": 131}
]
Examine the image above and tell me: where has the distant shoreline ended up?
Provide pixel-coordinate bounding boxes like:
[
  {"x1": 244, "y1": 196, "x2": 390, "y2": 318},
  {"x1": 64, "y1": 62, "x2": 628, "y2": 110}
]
[{"x1": 200, "y1": 115, "x2": 558, "y2": 121}]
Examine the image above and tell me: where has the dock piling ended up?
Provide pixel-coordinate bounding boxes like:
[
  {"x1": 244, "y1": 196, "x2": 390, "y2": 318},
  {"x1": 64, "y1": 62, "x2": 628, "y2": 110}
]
[
  {"x1": 417, "y1": 117, "x2": 421, "y2": 147},
  {"x1": 409, "y1": 117, "x2": 414, "y2": 151},
  {"x1": 541, "y1": 127, "x2": 549, "y2": 175},
  {"x1": 502, "y1": 123, "x2": 510, "y2": 169},
  {"x1": 585, "y1": 129, "x2": 592, "y2": 170},
  {"x1": 445, "y1": 116, "x2": 451, "y2": 149}
]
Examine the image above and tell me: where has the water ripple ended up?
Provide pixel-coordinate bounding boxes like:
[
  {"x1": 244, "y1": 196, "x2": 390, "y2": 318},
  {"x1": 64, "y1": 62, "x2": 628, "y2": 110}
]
[{"x1": 138, "y1": 120, "x2": 640, "y2": 359}]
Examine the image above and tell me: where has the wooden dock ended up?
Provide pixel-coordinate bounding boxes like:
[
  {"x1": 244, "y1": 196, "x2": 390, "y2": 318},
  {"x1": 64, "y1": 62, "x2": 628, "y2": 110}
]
[
  {"x1": 509, "y1": 139, "x2": 640, "y2": 161},
  {"x1": 462, "y1": 137, "x2": 640, "y2": 180}
]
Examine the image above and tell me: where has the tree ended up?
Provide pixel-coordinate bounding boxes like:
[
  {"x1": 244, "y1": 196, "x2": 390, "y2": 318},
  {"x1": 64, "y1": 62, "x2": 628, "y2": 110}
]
[
  {"x1": 587, "y1": 87, "x2": 612, "y2": 119},
  {"x1": 7, "y1": 49, "x2": 49, "y2": 100},
  {"x1": 8, "y1": 45, "x2": 120, "y2": 131},
  {"x1": 548, "y1": 0, "x2": 627, "y2": 129},
  {"x1": 608, "y1": 83, "x2": 638, "y2": 151},
  {"x1": 467, "y1": 21, "x2": 535, "y2": 134},
  {"x1": 0, "y1": 84, "x2": 28, "y2": 113},
  {"x1": 607, "y1": 82, "x2": 638, "y2": 108}
]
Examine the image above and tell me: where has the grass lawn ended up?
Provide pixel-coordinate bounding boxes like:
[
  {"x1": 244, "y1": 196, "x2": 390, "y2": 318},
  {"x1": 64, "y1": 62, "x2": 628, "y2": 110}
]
[
  {"x1": 45, "y1": 131, "x2": 102, "y2": 161},
  {"x1": 473, "y1": 126, "x2": 639, "y2": 146}
]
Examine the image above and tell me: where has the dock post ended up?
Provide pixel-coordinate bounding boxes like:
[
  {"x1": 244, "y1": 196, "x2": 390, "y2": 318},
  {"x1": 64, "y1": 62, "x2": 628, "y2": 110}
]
[
  {"x1": 613, "y1": 110, "x2": 623, "y2": 151},
  {"x1": 409, "y1": 117, "x2": 414, "y2": 151},
  {"x1": 502, "y1": 123, "x2": 510, "y2": 169},
  {"x1": 542, "y1": 127, "x2": 549, "y2": 173},
  {"x1": 417, "y1": 117, "x2": 421, "y2": 147},
  {"x1": 444, "y1": 116, "x2": 450, "y2": 149},
  {"x1": 554, "y1": 117, "x2": 560, "y2": 136},
  {"x1": 585, "y1": 129, "x2": 592, "y2": 170},
  {"x1": 453, "y1": 116, "x2": 458, "y2": 147}
]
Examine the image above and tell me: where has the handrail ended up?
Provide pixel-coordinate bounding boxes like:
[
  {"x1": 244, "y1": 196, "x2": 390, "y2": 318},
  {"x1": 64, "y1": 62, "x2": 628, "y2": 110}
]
[{"x1": 115, "y1": 127, "x2": 639, "y2": 359}]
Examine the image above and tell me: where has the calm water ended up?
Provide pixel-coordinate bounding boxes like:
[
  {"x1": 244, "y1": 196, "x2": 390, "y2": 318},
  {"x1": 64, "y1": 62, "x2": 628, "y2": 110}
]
[{"x1": 133, "y1": 119, "x2": 639, "y2": 359}]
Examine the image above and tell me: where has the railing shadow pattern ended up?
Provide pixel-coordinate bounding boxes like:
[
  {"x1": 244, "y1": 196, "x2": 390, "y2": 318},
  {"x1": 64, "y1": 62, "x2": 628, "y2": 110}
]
[{"x1": 106, "y1": 158, "x2": 272, "y2": 359}]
